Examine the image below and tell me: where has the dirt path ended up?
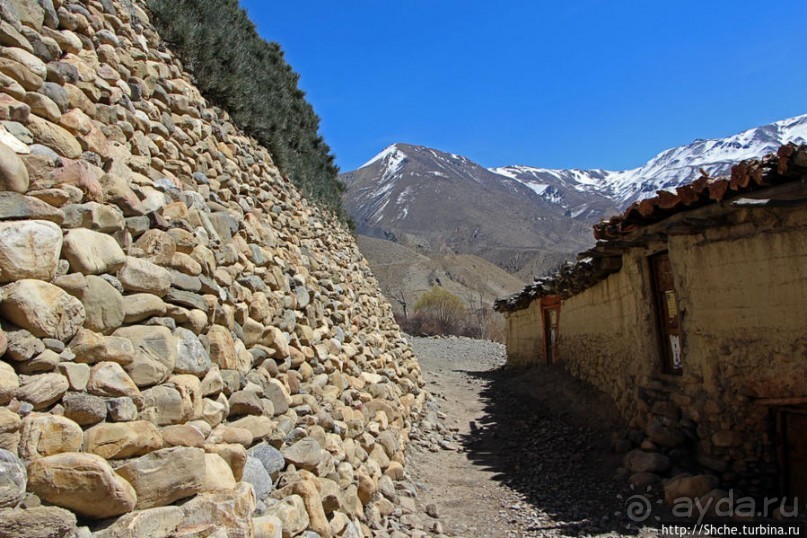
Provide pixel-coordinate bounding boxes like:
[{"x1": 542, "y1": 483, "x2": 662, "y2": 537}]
[{"x1": 406, "y1": 336, "x2": 651, "y2": 537}]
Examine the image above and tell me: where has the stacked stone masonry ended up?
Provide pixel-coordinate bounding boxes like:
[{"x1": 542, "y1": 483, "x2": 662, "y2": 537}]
[{"x1": 0, "y1": 1, "x2": 429, "y2": 536}]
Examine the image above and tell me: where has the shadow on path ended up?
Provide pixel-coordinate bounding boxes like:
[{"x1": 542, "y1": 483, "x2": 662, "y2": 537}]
[{"x1": 458, "y1": 362, "x2": 638, "y2": 536}]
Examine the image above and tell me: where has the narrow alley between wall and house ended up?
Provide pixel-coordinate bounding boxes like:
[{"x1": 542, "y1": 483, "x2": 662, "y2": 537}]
[{"x1": 405, "y1": 336, "x2": 660, "y2": 538}]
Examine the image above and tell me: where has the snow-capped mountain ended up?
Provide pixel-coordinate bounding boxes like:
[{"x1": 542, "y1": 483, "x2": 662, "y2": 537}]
[
  {"x1": 341, "y1": 114, "x2": 807, "y2": 277},
  {"x1": 490, "y1": 166, "x2": 619, "y2": 221},
  {"x1": 493, "y1": 114, "x2": 807, "y2": 211},
  {"x1": 339, "y1": 143, "x2": 593, "y2": 275}
]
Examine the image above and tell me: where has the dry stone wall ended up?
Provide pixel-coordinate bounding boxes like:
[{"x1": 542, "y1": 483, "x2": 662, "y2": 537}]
[{"x1": 0, "y1": 1, "x2": 428, "y2": 536}]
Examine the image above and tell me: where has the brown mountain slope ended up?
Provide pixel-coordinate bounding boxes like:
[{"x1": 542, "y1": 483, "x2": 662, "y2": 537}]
[
  {"x1": 341, "y1": 144, "x2": 593, "y2": 274},
  {"x1": 357, "y1": 235, "x2": 525, "y2": 317}
]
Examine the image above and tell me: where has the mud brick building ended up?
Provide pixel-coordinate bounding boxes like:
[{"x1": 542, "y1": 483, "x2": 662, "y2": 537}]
[{"x1": 496, "y1": 144, "x2": 807, "y2": 499}]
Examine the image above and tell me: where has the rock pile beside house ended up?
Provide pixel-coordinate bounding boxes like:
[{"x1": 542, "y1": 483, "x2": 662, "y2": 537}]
[
  {"x1": 0, "y1": 0, "x2": 430, "y2": 536},
  {"x1": 611, "y1": 391, "x2": 771, "y2": 511}
]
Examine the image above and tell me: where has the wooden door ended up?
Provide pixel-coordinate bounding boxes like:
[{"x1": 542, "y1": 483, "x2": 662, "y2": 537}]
[
  {"x1": 540, "y1": 296, "x2": 561, "y2": 364},
  {"x1": 781, "y1": 409, "x2": 807, "y2": 501},
  {"x1": 649, "y1": 252, "x2": 683, "y2": 374}
]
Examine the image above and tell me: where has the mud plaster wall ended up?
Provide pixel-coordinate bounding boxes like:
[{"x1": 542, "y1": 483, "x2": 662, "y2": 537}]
[
  {"x1": 557, "y1": 252, "x2": 657, "y2": 423},
  {"x1": 502, "y1": 300, "x2": 542, "y2": 367},
  {"x1": 553, "y1": 207, "x2": 807, "y2": 493}
]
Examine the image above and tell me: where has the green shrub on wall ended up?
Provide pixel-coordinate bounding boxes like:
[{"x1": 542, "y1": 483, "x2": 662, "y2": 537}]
[{"x1": 147, "y1": 0, "x2": 346, "y2": 220}]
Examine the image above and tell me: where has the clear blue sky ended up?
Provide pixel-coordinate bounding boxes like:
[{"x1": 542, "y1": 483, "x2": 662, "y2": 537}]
[{"x1": 239, "y1": 1, "x2": 807, "y2": 172}]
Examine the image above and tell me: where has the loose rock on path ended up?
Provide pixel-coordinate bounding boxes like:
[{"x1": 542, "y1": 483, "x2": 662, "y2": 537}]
[{"x1": 406, "y1": 336, "x2": 656, "y2": 537}]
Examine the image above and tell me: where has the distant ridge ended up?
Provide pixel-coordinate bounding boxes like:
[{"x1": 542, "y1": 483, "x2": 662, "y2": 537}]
[
  {"x1": 341, "y1": 114, "x2": 807, "y2": 279},
  {"x1": 492, "y1": 113, "x2": 807, "y2": 211},
  {"x1": 340, "y1": 143, "x2": 593, "y2": 276}
]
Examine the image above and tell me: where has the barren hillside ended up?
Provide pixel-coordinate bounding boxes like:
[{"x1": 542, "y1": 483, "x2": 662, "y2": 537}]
[
  {"x1": 357, "y1": 235, "x2": 525, "y2": 317},
  {"x1": 341, "y1": 144, "x2": 593, "y2": 275}
]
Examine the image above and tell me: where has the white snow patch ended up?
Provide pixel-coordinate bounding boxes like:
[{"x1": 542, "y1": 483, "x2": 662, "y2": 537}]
[
  {"x1": 490, "y1": 166, "x2": 520, "y2": 180},
  {"x1": 524, "y1": 183, "x2": 550, "y2": 196},
  {"x1": 370, "y1": 199, "x2": 389, "y2": 223},
  {"x1": 381, "y1": 150, "x2": 406, "y2": 181},
  {"x1": 731, "y1": 198, "x2": 769, "y2": 206},
  {"x1": 571, "y1": 204, "x2": 590, "y2": 219},
  {"x1": 360, "y1": 144, "x2": 399, "y2": 169}
]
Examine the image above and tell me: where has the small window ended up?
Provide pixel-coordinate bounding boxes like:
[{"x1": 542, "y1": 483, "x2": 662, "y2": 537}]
[{"x1": 649, "y1": 252, "x2": 683, "y2": 374}]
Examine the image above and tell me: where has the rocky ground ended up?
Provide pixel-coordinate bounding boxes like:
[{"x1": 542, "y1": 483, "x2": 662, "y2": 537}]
[{"x1": 405, "y1": 336, "x2": 657, "y2": 538}]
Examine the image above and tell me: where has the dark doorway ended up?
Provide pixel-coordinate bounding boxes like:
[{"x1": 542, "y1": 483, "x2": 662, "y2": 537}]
[
  {"x1": 540, "y1": 296, "x2": 561, "y2": 364},
  {"x1": 649, "y1": 252, "x2": 683, "y2": 374},
  {"x1": 779, "y1": 408, "x2": 807, "y2": 502}
]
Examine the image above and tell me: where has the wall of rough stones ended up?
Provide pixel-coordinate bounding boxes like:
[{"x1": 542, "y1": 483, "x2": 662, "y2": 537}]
[
  {"x1": 0, "y1": 1, "x2": 428, "y2": 536},
  {"x1": 552, "y1": 203, "x2": 807, "y2": 499}
]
